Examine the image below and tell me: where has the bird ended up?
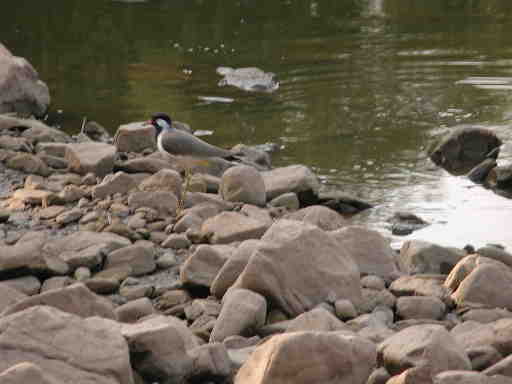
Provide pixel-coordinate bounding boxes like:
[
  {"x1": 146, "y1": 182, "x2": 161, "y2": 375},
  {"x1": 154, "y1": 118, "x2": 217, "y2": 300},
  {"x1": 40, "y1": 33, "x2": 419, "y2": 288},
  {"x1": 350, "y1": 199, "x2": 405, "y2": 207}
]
[{"x1": 146, "y1": 112, "x2": 238, "y2": 160}]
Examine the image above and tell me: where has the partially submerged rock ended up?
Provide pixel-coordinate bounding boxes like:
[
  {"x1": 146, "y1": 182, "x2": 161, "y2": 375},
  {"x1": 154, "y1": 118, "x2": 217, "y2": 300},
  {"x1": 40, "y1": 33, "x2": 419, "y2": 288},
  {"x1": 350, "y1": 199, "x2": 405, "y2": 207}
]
[{"x1": 217, "y1": 67, "x2": 279, "y2": 93}]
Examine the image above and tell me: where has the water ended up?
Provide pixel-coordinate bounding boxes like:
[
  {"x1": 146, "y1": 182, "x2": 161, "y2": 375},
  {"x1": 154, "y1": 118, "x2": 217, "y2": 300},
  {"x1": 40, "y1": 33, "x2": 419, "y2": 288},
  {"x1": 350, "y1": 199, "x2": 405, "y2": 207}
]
[{"x1": 3, "y1": 0, "x2": 512, "y2": 248}]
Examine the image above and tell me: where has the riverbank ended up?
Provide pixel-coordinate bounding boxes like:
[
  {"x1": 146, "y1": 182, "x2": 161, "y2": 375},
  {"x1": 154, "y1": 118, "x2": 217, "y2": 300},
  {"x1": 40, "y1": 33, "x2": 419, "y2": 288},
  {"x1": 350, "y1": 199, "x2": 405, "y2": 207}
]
[{"x1": 0, "y1": 113, "x2": 512, "y2": 384}]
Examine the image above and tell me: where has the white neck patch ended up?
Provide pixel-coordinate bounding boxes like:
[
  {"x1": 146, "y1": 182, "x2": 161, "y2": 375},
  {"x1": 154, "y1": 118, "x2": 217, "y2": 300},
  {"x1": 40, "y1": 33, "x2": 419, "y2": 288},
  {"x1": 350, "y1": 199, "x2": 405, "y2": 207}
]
[{"x1": 156, "y1": 118, "x2": 171, "y2": 130}]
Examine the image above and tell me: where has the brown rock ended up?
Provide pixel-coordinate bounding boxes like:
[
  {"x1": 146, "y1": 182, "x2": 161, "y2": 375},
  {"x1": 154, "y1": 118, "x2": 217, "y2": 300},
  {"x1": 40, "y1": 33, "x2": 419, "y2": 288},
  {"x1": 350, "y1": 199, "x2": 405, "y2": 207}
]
[
  {"x1": 0, "y1": 283, "x2": 27, "y2": 313},
  {"x1": 235, "y1": 331, "x2": 376, "y2": 384},
  {"x1": 285, "y1": 307, "x2": 349, "y2": 332},
  {"x1": 128, "y1": 191, "x2": 178, "y2": 217},
  {"x1": 114, "y1": 122, "x2": 156, "y2": 153},
  {"x1": 116, "y1": 297, "x2": 155, "y2": 323},
  {"x1": 201, "y1": 212, "x2": 269, "y2": 244},
  {"x1": 104, "y1": 245, "x2": 156, "y2": 277},
  {"x1": 180, "y1": 244, "x2": 234, "y2": 288},
  {"x1": 0, "y1": 362, "x2": 60, "y2": 384},
  {"x1": 210, "y1": 288, "x2": 266, "y2": 343},
  {"x1": 399, "y1": 240, "x2": 465, "y2": 275},
  {"x1": 6, "y1": 153, "x2": 51, "y2": 176},
  {"x1": 435, "y1": 370, "x2": 511, "y2": 384},
  {"x1": 220, "y1": 165, "x2": 266, "y2": 206},
  {"x1": 1, "y1": 283, "x2": 116, "y2": 319},
  {"x1": 396, "y1": 296, "x2": 446, "y2": 320},
  {"x1": 261, "y1": 164, "x2": 320, "y2": 202},
  {"x1": 139, "y1": 169, "x2": 183, "y2": 199},
  {"x1": 0, "y1": 43, "x2": 50, "y2": 116},
  {"x1": 65, "y1": 142, "x2": 116, "y2": 177},
  {"x1": 390, "y1": 274, "x2": 452, "y2": 304},
  {"x1": 92, "y1": 171, "x2": 137, "y2": 199},
  {"x1": 0, "y1": 306, "x2": 134, "y2": 384},
  {"x1": 232, "y1": 220, "x2": 362, "y2": 317},
  {"x1": 284, "y1": 205, "x2": 347, "y2": 231}
]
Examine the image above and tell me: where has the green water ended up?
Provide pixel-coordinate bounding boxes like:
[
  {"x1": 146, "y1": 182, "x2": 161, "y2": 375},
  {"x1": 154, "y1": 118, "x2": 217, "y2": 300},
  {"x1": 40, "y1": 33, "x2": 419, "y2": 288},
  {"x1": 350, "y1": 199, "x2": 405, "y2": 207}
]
[{"x1": 3, "y1": 0, "x2": 512, "y2": 247}]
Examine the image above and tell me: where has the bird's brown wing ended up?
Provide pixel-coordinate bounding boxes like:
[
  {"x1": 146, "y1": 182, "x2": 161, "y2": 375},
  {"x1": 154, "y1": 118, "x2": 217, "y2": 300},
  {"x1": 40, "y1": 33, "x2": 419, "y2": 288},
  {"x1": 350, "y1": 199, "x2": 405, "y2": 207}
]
[{"x1": 163, "y1": 129, "x2": 233, "y2": 158}]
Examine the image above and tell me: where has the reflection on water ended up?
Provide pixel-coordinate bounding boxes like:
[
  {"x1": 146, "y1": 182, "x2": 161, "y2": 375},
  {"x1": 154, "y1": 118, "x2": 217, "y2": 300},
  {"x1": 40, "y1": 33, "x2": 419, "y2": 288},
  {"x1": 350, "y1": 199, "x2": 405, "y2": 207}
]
[{"x1": 2, "y1": 0, "x2": 512, "y2": 247}]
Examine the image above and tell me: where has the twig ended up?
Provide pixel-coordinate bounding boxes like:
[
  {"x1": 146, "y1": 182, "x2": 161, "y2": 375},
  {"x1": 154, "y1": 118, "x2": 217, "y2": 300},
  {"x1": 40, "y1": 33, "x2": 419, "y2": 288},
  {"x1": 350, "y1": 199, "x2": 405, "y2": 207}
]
[{"x1": 80, "y1": 117, "x2": 88, "y2": 134}]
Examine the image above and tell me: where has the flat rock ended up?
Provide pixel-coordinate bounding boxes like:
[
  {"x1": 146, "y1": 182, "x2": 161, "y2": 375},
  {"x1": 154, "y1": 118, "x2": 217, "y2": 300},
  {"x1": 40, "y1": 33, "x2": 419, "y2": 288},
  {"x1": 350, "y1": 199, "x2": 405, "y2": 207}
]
[
  {"x1": 0, "y1": 283, "x2": 27, "y2": 313},
  {"x1": 399, "y1": 240, "x2": 465, "y2": 275},
  {"x1": 390, "y1": 274, "x2": 452, "y2": 304},
  {"x1": 66, "y1": 142, "x2": 116, "y2": 177},
  {"x1": 92, "y1": 171, "x2": 137, "y2": 199},
  {"x1": 104, "y1": 244, "x2": 156, "y2": 277},
  {"x1": 396, "y1": 296, "x2": 446, "y2": 320},
  {"x1": 284, "y1": 205, "x2": 347, "y2": 231},
  {"x1": 285, "y1": 307, "x2": 349, "y2": 333},
  {"x1": 232, "y1": 220, "x2": 362, "y2": 317},
  {"x1": 180, "y1": 244, "x2": 234, "y2": 288},
  {"x1": 128, "y1": 191, "x2": 178, "y2": 217},
  {"x1": 6, "y1": 153, "x2": 51, "y2": 176},
  {"x1": 0, "y1": 306, "x2": 133, "y2": 384},
  {"x1": 139, "y1": 168, "x2": 182, "y2": 199},
  {"x1": 201, "y1": 212, "x2": 269, "y2": 244}
]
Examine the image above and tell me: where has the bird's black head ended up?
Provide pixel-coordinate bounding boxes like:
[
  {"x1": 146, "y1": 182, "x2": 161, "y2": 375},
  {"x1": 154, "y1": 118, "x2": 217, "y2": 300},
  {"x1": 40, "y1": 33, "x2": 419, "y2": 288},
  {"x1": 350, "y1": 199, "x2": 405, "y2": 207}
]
[{"x1": 149, "y1": 112, "x2": 173, "y2": 135}]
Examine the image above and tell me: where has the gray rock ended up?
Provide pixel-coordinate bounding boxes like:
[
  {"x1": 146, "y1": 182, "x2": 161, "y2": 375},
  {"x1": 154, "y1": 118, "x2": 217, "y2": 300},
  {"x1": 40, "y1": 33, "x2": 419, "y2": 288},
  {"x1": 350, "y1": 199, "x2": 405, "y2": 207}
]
[
  {"x1": 116, "y1": 297, "x2": 155, "y2": 323},
  {"x1": 189, "y1": 343, "x2": 232, "y2": 382},
  {"x1": 284, "y1": 205, "x2": 347, "y2": 231},
  {"x1": 114, "y1": 121, "x2": 156, "y2": 153},
  {"x1": 185, "y1": 299, "x2": 221, "y2": 322},
  {"x1": 0, "y1": 135, "x2": 32, "y2": 152},
  {"x1": 0, "y1": 283, "x2": 27, "y2": 313},
  {"x1": 268, "y1": 192, "x2": 300, "y2": 211},
  {"x1": 286, "y1": 307, "x2": 349, "y2": 333},
  {"x1": 139, "y1": 168, "x2": 183, "y2": 199},
  {"x1": 65, "y1": 142, "x2": 116, "y2": 177},
  {"x1": 180, "y1": 245, "x2": 233, "y2": 288},
  {"x1": 162, "y1": 233, "x2": 191, "y2": 249},
  {"x1": 390, "y1": 274, "x2": 452, "y2": 304},
  {"x1": 335, "y1": 299, "x2": 358, "y2": 320},
  {"x1": 6, "y1": 153, "x2": 51, "y2": 176},
  {"x1": 55, "y1": 208, "x2": 83, "y2": 225},
  {"x1": 435, "y1": 370, "x2": 511, "y2": 384},
  {"x1": 396, "y1": 296, "x2": 446, "y2": 320},
  {"x1": 220, "y1": 165, "x2": 266, "y2": 206},
  {"x1": 116, "y1": 153, "x2": 177, "y2": 174},
  {"x1": 35, "y1": 142, "x2": 70, "y2": 157},
  {"x1": 467, "y1": 345, "x2": 502, "y2": 371},
  {"x1": 2, "y1": 275, "x2": 41, "y2": 295},
  {"x1": 0, "y1": 43, "x2": 50, "y2": 116},
  {"x1": 74, "y1": 266, "x2": 91, "y2": 281},
  {"x1": 0, "y1": 362, "x2": 59, "y2": 384},
  {"x1": 128, "y1": 191, "x2": 178, "y2": 218},
  {"x1": 361, "y1": 275, "x2": 386, "y2": 290}
]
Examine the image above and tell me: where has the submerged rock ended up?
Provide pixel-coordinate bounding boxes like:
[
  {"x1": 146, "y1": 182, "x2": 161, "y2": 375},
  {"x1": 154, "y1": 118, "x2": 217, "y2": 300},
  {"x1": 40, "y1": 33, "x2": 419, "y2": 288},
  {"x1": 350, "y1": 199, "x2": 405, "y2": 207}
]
[{"x1": 217, "y1": 67, "x2": 279, "y2": 93}]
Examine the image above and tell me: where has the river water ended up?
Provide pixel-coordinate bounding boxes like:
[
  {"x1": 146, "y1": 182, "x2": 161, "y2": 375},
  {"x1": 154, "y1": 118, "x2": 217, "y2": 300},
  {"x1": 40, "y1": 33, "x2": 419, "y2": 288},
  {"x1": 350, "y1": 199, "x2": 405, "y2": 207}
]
[{"x1": 2, "y1": 0, "x2": 512, "y2": 249}]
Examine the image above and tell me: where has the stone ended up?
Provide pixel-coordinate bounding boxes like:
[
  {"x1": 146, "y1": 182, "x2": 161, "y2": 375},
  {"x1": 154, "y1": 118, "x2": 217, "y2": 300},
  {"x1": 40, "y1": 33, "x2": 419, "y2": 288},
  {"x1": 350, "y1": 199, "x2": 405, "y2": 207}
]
[
  {"x1": 1, "y1": 283, "x2": 116, "y2": 319},
  {"x1": 0, "y1": 43, "x2": 50, "y2": 116},
  {"x1": 0, "y1": 362, "x2": 60, "y2": 384},
  {"x1": 210, "y1": 288, "x2": 267, "y2": 343},
  {"x1": 477, "y1": 246, "x2": 512, "y2": 269},
  {"x1": 220, "y1": 165, "x2": 266, "y2": 206},
  {"x1": 211, "y1": 239, "x2": 263, "y2": 299},
  {"x1": 399, "y1": 240, "x2": 465, "y2": 275},
  {"x1": 0, "y1": 283, "x2": 27, "y2": 313},
  {"x1": 58, "y1": 244, "x2": 109, "y2": 271},
  {"x1": 156, "y1": 251, "x2": 178, "y2": 269},
  {"x1": 434, "y1": 371, "x2": 511, "y2": 384},
  {"x1": 430, "y1": 126, "x2": 502, "y2": 174},
  {"x1": 74, "y1": 266, "x2": 91, "y2": 281},
  {"x1": 155, "y1": 290, "x2": 192, "y2": 312},
  {"x1": 378, "y1": 324, "x2": 471, "y2": 377},
  {"x1": 37, "y1": 205, "x2": 67, "y2": 219},
  {"x1": 235, "y1": 331, "x2": 376, "y2": 384},
  {"x1": 65, "y1": 142, "x2": 116, "y2": 177},
  {"x1": 367, "y1": 367, "x2": 391, "y2": 384},
  {"x1": 116, "y1": 154, "x2": 176, "y2": 174},
  {"x1": 39, "y1": 153, "x2": 68, "y2": 169},
  {"x1": 284, "y1": 205, "x2": 347, "y2": 231},
  {"x1": 104, "y1": 245, "x2": 156, "y2": 277},
  {"x1": 184, "y1": 192, "x2": 235, "y2": 211},
  {"x1": 116, "y1": 297, "x2": 155, "y2": 323},
  {"x1": 451, "y1": 261, "x2": 512, "y2": 311},
  {"x1": 2, "y1": 275, "x2": 41, "y2": 295},
  {"x1": 390, "y1": 274, "x2": 452, "y2": 304},
  {"x1": 185, "y1": 299, "x2": 221, "y2": 322},
  {"x1": 35, "y1": 142, "x2": 70, "y2": 157},
  {"x1": 6, "y1": 153, "x2": 50, "y2": 176},
  {"x1": 462, "y1": 308, "x2": 512, "y2": 324},
  {"x1": 240, "y1": 204, "x2": 273, "y2": 226},
  {"x1": 361, "y1": 275, "x2": 387, "y2": 290},
  {"x1": 201, "y1": 212, "x2": 269, "y2": 244},
  {"x1": 114, "y1": 122, "x2": 156, "y2": 153},
  {"x1": 180, "y1": 244, "x2": 233, "y2": 288},
  {"x1": 451, "y1": 319, "x2": 512, "y2": 357},
  {"x1": 41, "y1": 276, "x2": 74, "y2": 292},
  {"x1": 57, "y1": 185, "x2": 86, "y2": 203},
  {"x1": 56, "y1": 208, "x2": 83, "y2": 225},
  {"x1": 268, "y1": 192, "x2": 300, "y2": 211},
  {"x1": 120, "y1": 315, "x2": 199, "y2": 383},
  {"x1": 396, "y1": 296, "x2": 446, "y2": 320},
  {"x1": 85, "y1": 277, "x2": 119, "y2": 295},
  {"x1": 92, "y1": 171, "x2": 137, "y2": 199},
  {"x1": 0, "y1": 135, "x2": 32, "y2": 152},
  {"x1": 261, "y1": 164, "x2": 321, "y2": 203},
  {"x1": 467, "y1": 345, "x2": 502, "y2": 371},
  {"x1": 286, "y1": 307, "x2": 349, "y2": 332},
  {"x1": 358, "y1": 288, "x2": 396, "y2": 313},
  {"x1": 139, "y1": 169, "x2": 183, "y2": 199},
  {"x1": 128, "y1": 191, "x2": 178, "y2": 217},
  {"x1": 483, "y1": 354, "x2": 512, "y2": 378},
  {"x1": 189, "y1": 343, "x2": 232, "y2": 382},
  {"x1": 335, "y1": 299, "x2": 358, "y2": 320},
  {"x1": 162, "y1": 233, "x2": 191, "y2": 249},
  {"x1": 0, "y1": 306, "x2": 134, "y2": 384},
  {"x1": 330, "y1": 226, "x2": 399, "y2": 280},
  {"x1": 232, "y1": 220, "x2": 362, "y2": 317}
]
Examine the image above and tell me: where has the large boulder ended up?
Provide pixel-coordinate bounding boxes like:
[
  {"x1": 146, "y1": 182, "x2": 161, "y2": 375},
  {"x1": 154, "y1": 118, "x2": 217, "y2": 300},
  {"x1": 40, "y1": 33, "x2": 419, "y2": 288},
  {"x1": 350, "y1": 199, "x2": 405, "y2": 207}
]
[
  {"x1": 104, "y1": 245, "x2": 156, "y2": 277},
  {"x1": 451, "y1": 318, "x2": 512, "y2": 356},
  {"x1": 232, "y1": 220, "x2": 362, "y2": 317},
  {"x1": 114, "y1": 122, "x2": 155, "y2": 153},
  {"x1": 139, "y1": 168, "x2": 183, "y2": 199},
  {"x1": 65, "y1": 142, "x2": 116, "y2": 177},
  {"x1": 0, "y1": 306, "x2": 134, "y2": 384},
  {"x1": 180, "y1": 245, "x2": 234, "y2": 288},
  {"x1": 378, "y1": 324, "x2": 471, "y2": 377},
  {"x1": 235, "y1": 331, "x2": 376, "y2": 384},
  {"x1": 330, "y1": 226, "x2": 399, "y2": 280},
  {"x1": 0, "y1": 43, "x2": 50, "y2": 116},
  {"x1": 210, "y1": 288, "x2": 267, "y2": 343},
  {"x1": 0, "y1": 283, "x2": 27, "y2": 313},
  {"x1": 261, "y1": 165, "x2": 320, "y2": 204},
  {"x1": 434, "y1": 371, "x2": 511, "y2": 384},
  {"x1": 285, "y1": 307, "x2": 349, "y2": 333},
  {"x1": 220, "y1": 165, "x2": 266, "y2": 206},
  {"x1": 429, "y1": 126, "x2": 502, "y2": 174},
  {"x1": 0, "y1": 362, "x2": 60, "y2": 384}
]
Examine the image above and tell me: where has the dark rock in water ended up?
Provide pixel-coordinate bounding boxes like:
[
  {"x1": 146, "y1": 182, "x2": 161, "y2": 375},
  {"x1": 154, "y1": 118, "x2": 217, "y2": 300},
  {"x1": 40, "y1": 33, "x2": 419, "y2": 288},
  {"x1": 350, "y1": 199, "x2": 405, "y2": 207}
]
[
  {"x1": 389, "y1": 211, "x2": 429, "y2": 236},
  {"x1": 217, "y1": 67, "x2": 279, "y2": 93},
  {"x1": 430, "y1": 126, "x2": 502, "y2": 175},
  {"x1": 316, "y1": 190, "x2": 373, "y2": 214},
  {"x1": 467, "y1": 158, "x2": 497, "y2": 183}
]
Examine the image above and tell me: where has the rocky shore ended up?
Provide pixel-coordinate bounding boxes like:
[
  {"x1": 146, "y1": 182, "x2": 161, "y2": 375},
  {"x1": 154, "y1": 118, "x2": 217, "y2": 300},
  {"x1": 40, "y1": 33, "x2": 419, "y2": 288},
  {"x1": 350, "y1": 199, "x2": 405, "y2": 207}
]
[{"x1": 2, "y1": 43, "x2": 512, "y2": 384}]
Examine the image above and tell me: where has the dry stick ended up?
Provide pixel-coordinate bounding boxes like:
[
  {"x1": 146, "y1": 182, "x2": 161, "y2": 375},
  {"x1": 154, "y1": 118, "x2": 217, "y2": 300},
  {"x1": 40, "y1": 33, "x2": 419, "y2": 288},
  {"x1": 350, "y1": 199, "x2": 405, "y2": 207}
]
[{"x1": 80, "y1": 117, "x2": 87, "y2": 134}]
